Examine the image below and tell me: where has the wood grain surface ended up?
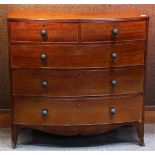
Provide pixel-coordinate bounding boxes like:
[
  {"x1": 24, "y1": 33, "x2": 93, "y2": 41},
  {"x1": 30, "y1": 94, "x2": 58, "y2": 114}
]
[
  {"x1": 12, "y1": 67, "x2": 144, "y2": 97},
  {"x1": 0, "y1": 4, "x2": 154, "y2": 110},
  {"x1": 10, "y1": 22, "x2": 79, "y2": 42},
  {"x1": 11, "y1": 42, "x2": 145, "y2": 68},
  {"x1": 81, "y1": 21, "x2": 146, "y2": 42},
  {"x1": 13, "y1": 94, "x2": 143, "y2": 125},
  {"x1": 7, "y1": 10, "x2": 149, "y2": 21}
]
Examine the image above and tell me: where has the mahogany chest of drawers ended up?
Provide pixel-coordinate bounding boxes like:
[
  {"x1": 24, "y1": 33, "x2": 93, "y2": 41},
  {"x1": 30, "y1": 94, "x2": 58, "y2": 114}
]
[{"x1": 7, "y1": 10, "x2": 149, "y2": 148}]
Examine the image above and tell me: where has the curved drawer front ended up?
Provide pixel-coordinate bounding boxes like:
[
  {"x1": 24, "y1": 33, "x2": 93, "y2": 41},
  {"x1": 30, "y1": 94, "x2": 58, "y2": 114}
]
[
  {"x1": 10, "y1": 22, "x2": 78, "y2": 42},
  {"x1": 11, "y1": 42, "x2": 145, "y2": 68},
  {"x1": 81, "y1": 21, "x2": 146, "y2": 42},
  {"x1": 13, "y1": 95, "x2": 143, "y2": 125},
  {"x1": 12, "y1": 67, "x2": 144, "y2": 97}
]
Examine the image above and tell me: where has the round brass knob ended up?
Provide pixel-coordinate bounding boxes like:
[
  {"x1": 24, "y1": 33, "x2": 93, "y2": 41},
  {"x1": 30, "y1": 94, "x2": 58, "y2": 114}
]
[
  {"x1": 40, "y1": 29, "x2": 48, "y2": 41},
  {"x1": 111, "y1": 79, "x2": 117, "y2": 87},
  {"x1": 110, "y1": 107, "x2": 116, "y2": 114},
  {"x1": 112, "y1": 27, "x2": 119, "y2": 36},
  {"x1": 41, "y1": 80, "x2": 48, "y2": 88},
  {"x1": 42, "y1": 109, "x2": 48, "y2": 117},
  {"x1": 40, "y1": 53, "x2": 47, "y2": 61},
  {"x1": 111, "y1": 52, "x2": 117, "y2": 60},
  {"x1": 40, "y1": 29, "x2": 47, "y2": 36}
]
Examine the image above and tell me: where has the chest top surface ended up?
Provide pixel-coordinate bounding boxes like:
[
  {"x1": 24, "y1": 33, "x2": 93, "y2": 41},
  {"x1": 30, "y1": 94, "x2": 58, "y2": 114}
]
[{"x1": 7, "y1": 10, "x2": 149, "y2": 21}]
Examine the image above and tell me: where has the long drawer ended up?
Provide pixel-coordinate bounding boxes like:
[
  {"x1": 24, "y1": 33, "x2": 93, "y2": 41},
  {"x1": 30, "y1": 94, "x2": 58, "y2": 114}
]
[
  {"x1": 13, "y1": 94, "x2": 143, "y2": 125},
  {"x1": 11, "y1": 42, "x2": 145, "y2": 68},
  {"x1": 10, "y1": 22, "x2": 79, "y2": 42},
  {"x1": 12, "y1": 66, "x2": 144, "y2": 97},
  {"x1": 81, "y1": 20, "x2": 146, "y2": 42}
]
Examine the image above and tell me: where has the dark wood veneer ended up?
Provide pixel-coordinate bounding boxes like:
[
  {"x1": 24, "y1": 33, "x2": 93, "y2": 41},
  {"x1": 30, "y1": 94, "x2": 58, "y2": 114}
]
[
  {"x1": 11, "y1": 22, "x2": 79, "y2": 42},
  {"x1": 13, "y1": 95, "x2": 142, "y2": 125},
  {"x1": 81, "y1": 21, "x2": 146, "y2": 42},
  {"x1": 11, "y1": 42, "x2": 145, "y2": 68},
  {"x1": 12, "y1": 67, "x2": 144, "y2": 97},
  {"x1": 7, "y1": 10, "x2": 149, "y2": 22}
]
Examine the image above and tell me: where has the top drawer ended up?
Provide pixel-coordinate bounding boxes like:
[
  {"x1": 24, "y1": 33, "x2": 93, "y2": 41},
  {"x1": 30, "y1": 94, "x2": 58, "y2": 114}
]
[
  {"x1": 81, "y1": 20, "x2": 146, "y2": 42},
  {"x1": 10, "y1": 22, "x2": 78, "y2": 42}
]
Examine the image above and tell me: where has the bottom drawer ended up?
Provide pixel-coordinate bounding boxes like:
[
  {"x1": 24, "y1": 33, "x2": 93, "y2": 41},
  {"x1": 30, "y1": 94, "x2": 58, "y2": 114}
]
[{"x1": 13, "y1": 95, "x2": 143, "y2": 125}]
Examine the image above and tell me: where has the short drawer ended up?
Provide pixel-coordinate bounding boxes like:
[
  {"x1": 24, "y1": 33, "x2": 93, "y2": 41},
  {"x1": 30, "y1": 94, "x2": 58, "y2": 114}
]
[
  {"x1": 81, "y1": 21, "x2": 146, "y2": 42},
  {"x1": 11, "y1": 42, "x2": 145, "y2": 68},
  {"x1": 12, "y1": 66, "x2": 144, "y2": 97},
  {"x1": 10, "y1": 22, "x2": 78, "y2": 42},
  {"x1": 13, "y1": 95, "x2": 143, "y2": 125}
]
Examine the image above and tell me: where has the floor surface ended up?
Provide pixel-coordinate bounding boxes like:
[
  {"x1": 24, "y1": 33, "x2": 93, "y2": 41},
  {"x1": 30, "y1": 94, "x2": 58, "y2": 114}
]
[{"x1": 0, "y1": 124, "x2": 155, "y2": 151}]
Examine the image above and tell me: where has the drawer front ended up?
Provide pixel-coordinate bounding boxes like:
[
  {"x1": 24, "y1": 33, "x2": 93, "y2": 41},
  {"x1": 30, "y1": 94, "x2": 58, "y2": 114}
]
[
  {"x1": 13, "y1": 95, "x2": 143, "y2": 125},
  {"x1": 11, "y1": 42, "x2": 145, "y2": 68},
  {"x1": 12, "y1": 67, "x2": 144, "y2": 97},
  {"x1": 10, "y1": 22, "x2": 78, "y2": 42},
  {"x1": 81, "y1": 21, "x2": 146, "y2": 42}
]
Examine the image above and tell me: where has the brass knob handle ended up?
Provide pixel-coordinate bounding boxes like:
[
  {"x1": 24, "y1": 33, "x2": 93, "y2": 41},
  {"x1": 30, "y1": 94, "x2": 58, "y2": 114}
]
[
  {"x1": 112, "y1": 27, "x2": 119, "y2": 36},
  {"x1": 40, "y1": 53, "x2": 47, "y2": 62},
  {"x1": 40, "y1": 29, "x2": 47, "y2": 36},
  {"x1": 111, "y1": 80, "x2": 117, "y2": 87},
  {"x1": 41, "y1": 81, "x2": 48, "y2": 88},
  {"x1": 42, "y1": 109, "x2": 48, "y2": 117},
  {"x1": 110, "y1": 107, "x2": 116, "y2": 114},
  {"x1": 111, "y1": 52, "x2": 117, "y2": 60},
  {"x1": 40, "y1": 29, "x2": 48, "y2": 41}
]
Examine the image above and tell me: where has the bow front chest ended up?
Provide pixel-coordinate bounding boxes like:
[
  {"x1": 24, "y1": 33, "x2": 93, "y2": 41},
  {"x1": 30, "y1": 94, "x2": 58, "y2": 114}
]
[{"x1": 7, "y1": 10, "x2": 149, "y2": 148}]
